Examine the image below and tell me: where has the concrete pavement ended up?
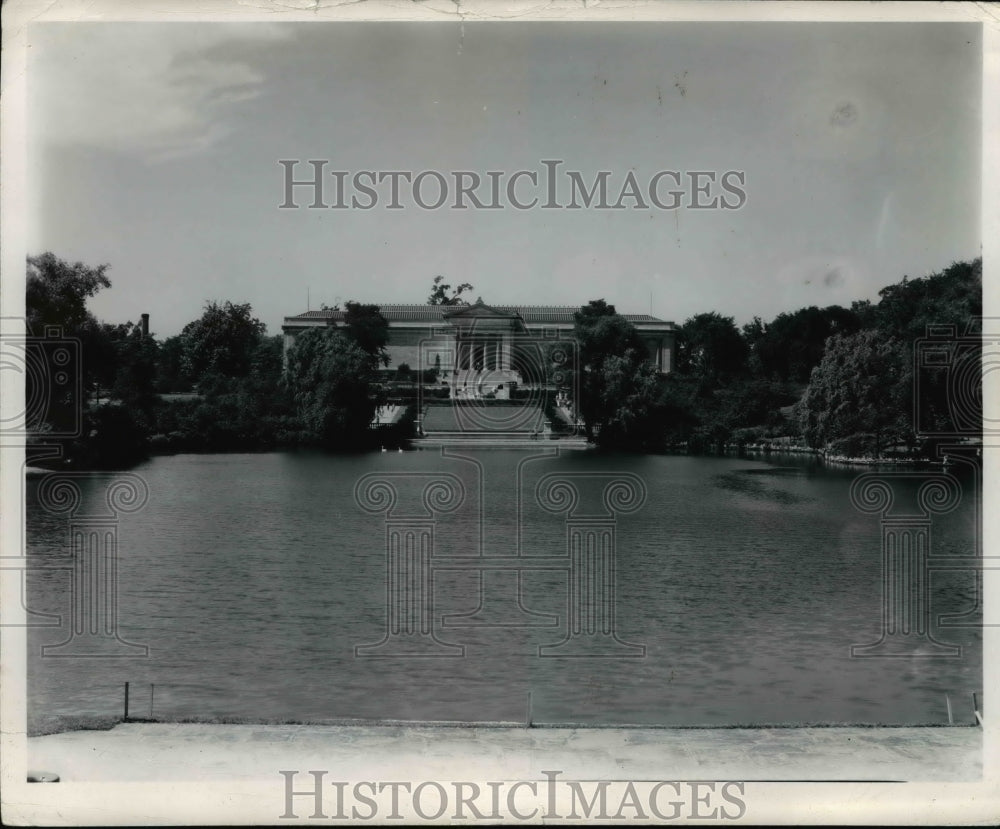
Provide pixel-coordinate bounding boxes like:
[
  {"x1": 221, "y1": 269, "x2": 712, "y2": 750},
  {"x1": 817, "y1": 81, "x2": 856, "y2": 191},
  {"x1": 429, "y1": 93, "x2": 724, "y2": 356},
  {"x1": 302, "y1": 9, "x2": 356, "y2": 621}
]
[{"x1": 27, "y1": 722, "x2": 982, "y2": 783}]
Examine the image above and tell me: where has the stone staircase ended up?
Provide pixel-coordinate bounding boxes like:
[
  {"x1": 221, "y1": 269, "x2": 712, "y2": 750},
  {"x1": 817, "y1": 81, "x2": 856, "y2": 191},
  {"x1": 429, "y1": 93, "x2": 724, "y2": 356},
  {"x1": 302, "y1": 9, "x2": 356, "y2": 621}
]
[
  {"x1": 420, "y1": 404, "x2": 541, "y2": 433},
  {"x1": 415, "y1": 403, "x2": 588, "y2": 448}
]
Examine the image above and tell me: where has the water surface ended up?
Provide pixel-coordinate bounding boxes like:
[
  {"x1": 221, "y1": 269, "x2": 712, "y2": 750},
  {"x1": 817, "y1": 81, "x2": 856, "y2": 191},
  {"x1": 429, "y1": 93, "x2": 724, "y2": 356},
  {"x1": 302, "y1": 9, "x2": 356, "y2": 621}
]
[{"x1": 26, "y1": 449, "x2": 981, "y2": 731}]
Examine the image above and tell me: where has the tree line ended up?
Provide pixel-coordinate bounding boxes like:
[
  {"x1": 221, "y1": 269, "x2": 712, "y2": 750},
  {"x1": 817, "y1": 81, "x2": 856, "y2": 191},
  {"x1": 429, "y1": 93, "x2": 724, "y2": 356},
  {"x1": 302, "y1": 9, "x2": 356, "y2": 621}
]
[
  {"x1": 572, "y1": 257, "x2": 981, "y2": 455},
  {"x1": 24, "y1": 252, "x2": 981, "y2": 468}
]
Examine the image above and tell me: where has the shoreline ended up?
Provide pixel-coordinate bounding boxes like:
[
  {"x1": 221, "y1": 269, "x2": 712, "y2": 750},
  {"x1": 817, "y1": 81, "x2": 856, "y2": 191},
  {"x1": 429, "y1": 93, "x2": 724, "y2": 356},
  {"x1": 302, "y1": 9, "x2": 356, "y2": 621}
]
[
  {"x1": 25, "y1": 721, "x2": 983, "y2": 783},
  {"x1": 28, "y1": 713, "x2": 981, "y2": 739},
  {"x1": 25, "y1": 445, "x2": 964, "y2": 472}
]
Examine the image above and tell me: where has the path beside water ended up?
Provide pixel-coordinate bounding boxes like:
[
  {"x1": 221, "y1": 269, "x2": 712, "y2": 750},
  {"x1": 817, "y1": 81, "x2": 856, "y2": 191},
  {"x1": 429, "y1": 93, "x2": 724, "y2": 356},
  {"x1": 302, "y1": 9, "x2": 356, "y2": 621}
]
[{"x1": 28, "y1": 723, "x2": 981, "y2": 782}]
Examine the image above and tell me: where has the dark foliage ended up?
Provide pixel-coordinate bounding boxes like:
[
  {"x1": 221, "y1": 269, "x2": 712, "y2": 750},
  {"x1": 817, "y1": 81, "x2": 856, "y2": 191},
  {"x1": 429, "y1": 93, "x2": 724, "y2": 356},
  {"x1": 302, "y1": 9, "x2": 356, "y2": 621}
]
[{"x1": 25, "y1": 250, "x2": 981, "y2": 466}]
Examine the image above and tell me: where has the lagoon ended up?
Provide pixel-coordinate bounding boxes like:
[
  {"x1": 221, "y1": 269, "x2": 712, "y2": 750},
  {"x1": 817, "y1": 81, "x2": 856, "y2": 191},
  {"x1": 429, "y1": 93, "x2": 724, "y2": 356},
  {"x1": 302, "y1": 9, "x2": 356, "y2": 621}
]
[{"x1": 26, "y1": 449, "x2": 981, "y2": 733}]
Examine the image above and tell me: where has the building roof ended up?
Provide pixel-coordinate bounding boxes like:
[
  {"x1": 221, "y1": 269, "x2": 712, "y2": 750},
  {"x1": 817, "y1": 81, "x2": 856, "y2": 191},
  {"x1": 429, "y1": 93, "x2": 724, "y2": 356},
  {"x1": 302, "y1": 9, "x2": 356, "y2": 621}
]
[{"x1": 285, "y1": 304, "x2": 673, "y2": 327}]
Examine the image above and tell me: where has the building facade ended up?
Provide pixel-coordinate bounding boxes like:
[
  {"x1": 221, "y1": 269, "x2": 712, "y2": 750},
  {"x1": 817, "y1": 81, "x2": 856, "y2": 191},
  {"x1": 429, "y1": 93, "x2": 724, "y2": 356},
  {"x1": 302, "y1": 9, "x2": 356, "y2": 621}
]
[{"x1": 282, "y1": 300, "x2": 676, "y2": 399}]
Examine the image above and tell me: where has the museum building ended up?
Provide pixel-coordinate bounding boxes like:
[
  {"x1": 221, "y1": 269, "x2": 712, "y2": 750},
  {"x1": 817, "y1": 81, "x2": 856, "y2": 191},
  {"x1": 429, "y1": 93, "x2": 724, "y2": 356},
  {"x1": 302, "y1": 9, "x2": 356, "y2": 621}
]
[{"x1": 282, "y1": 300, "x2": 676, "y2": 399}]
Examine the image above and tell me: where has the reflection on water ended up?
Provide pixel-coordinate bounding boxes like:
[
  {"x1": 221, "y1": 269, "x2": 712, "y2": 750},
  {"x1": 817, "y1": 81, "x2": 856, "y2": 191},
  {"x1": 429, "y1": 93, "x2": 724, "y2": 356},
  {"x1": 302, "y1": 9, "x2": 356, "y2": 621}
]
[
  {"x1": 26, "y1": 450, "x2": 981, "y2": 732},
  {"x1": 713, "y1": 468, "x2": 815, "y2": 504}
]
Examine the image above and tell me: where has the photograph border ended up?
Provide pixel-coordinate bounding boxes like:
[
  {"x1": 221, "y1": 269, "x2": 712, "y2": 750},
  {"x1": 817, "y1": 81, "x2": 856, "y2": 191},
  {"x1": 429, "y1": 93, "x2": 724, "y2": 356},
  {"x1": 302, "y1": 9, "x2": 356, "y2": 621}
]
[{"x1": 1, "y1": 0, "x2": 997, "y2": 824}]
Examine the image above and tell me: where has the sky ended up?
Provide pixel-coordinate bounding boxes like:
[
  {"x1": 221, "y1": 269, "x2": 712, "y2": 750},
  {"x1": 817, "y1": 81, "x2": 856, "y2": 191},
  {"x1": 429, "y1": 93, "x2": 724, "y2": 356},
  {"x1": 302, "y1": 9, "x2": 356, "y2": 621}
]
[{"x1": 27, "y1": 21, "x2": 982, "y2": 338}]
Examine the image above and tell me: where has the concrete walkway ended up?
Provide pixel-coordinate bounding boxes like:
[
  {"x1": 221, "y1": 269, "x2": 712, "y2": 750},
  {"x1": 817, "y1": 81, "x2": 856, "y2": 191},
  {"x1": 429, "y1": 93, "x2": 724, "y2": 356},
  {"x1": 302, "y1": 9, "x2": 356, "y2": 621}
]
[{"x1": 27, "y1": 723, "x2": 981, "y2": 783}]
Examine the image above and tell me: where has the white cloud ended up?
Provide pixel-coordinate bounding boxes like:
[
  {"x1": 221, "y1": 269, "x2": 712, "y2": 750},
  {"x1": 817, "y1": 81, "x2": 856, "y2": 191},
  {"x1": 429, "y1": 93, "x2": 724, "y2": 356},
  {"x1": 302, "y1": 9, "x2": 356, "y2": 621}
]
[{"x1": 31, "y1": 24, "x2": 292, "y2": 162}]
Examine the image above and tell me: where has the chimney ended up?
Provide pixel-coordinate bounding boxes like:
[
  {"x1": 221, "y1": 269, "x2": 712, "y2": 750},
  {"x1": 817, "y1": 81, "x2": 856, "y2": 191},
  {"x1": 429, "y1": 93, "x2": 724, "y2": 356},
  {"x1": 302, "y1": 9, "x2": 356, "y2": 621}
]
[{"x1": 140, "y1": 313, "x2": 149, "y2": 338}]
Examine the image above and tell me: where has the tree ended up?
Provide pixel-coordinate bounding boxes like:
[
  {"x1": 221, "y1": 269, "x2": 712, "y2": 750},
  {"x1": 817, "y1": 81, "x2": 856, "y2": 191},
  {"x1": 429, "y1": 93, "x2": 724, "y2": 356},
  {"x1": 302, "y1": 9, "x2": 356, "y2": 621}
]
[
  {"x1": 26, "y1": 253, "x2": 111, "y2": 335},
  {"x1": 592, "y1": 354, "x2": 664, "y2": 450},
  {"x1": 181, "y1": 301, "x2": 266, "y2": 384},
  {"x1": 151, "y1": 334, "x2": 295, "y2": 453},
  {"x1": 246, "y1": 335, "x2": 287, "y2": 398},
  {"x1": 284, "y1": 327, "x2": 385, "y2": 449},
  {"x1": 849, "y1": 299, "x2": 878, "y2": 330},
  {"x1": 872, "y1": 258, "x2": 981, "y2": 342},
  {"x1": 572, "y1": 300, "x2": 663, "y2": 446},
  {"x1": 26, "y1": 253, "x2": 114, "y2": 429},
  {"x1": 155, "y1": 335, "x2": 193, "y2": 393},
  {"x1": 427, "y1": 275, "x2": 474, "y2": 306},
  {"x1": 574, "y1": 301, "x2": 648, "y2": 369},
  {"x1": 69, "y1": 404, "x2": 149, "y2": 470},
  {"x1": 656, "y1": 375, "x2": 701, "y2": 446},
  {"x1": 872, "y1": 258, "x2": 982, "y2": 447},
  {"x1": 103, "y1": 321, "x2": 159, "y2": 414},
  {"x1": 343, "y1": 301, "x2": 390, "y2": 367},
  {"x1": 25, "y1": 254, "x2": 157, "y2": 466},
  {"x1": 743, "y1": 306, "x2": 861, "y2": 383},
  {"x1": 800, "y1": 330, "x2": 906, "y2": 456},
  {"x1": 741, "y1": 316, "x2": 768, "y2": 376},
  {"x1": 676, "y1": 312, "x2": 748, "y2": 380}
]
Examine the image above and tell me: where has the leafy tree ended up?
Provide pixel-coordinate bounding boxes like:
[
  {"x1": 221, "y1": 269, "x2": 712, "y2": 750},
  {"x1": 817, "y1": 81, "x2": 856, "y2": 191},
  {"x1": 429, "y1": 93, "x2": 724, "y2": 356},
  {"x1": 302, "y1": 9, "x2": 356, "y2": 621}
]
[
  {"x1": 69, "y1": 404, "x2": 149, "y2": 470},
  {"x1": 656, "y1": 375, "x2": 701, "y2": 445},
  {"x1": 26, "y1": 253, "x2": 111, "y2": 335},
  {"x1": 574, "y1": 301, "x2": 648, "y2": 368},
  {"x1": 741, "y1": 316, "x2": 767, "y2": 375},
  {"x1": 677, "y1": 312, "x2": 748, "y2": 380},
  {"x1": 181, "y1": 301, "x2": 266, "y2": 383},
  {"x1": 572, "y1": 300, "x2": 663, "y2": 446},
  {"x1": 873, "y1": 258, "x2": 981, "y2": 447},
  {"x1": 849, "y1": 299, "x2": 878, "y2": 330},
  {"x1": 247, "y1": 335, "x2": 286, "y2": 395},
  {"x1": 800, "y1": 330, "x2": 906, "y2": 455},
  {"x1": 150, "y1": 304, "x2": 294, "y2": 452},
  {"x1": 743, "y1": 306, "x2": 861, "y2": 383},
  {"x1": 25, "y1": 256, "x2": 158, "y2": 467},
  {"x1": 592, "y1": 355, "x2": 664, "y2": 450},
  {"x1": 872, "y1": 259, "x2": 981, "y2": 342},
  {"x1": 284, "y1": 327, "x2": 384, "y2": 449},
  {"x1": 343, "y1": 301, "x2": 390, "y2": 366},
  {"x1": 103, "y1": 321, "x2": 159, "y2": 415},
  {"x1": 155, "y1": 335, "x2": 193, "y2": 393},
  {"x1": 170, "y1": 334, "x2": 293, "y2": 451},
  {"x1": 718, "y1": 379, "x2": 799, "y2": 432},
  {"x1": 26, "y1": 253, "x2": 114, "y2": 411},
  {"x1": 427, "y1": 275, "x2": 474, "y2": 306}
]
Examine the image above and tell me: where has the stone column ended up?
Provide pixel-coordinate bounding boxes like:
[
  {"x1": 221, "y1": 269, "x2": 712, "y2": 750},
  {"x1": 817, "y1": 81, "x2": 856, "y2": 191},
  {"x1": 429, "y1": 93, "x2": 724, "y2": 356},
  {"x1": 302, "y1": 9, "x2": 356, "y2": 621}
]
[
  {"x1": 850, "y1": 473, "x2": 962, "y2": 658},
  {"x1": 536, "y1": 473, "x2": 647, "y2": 657},
  {"x1": 354, "y1": 473, "x2": 465, "y2": 657},
  {"x1": 36, "y1": 474, "x2": 150, "y2": 658},
  {"x1": 660, "y1": 340, "x2": 673, "y2": 373}
]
